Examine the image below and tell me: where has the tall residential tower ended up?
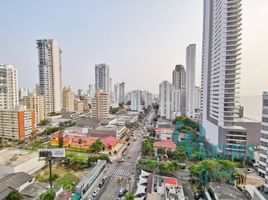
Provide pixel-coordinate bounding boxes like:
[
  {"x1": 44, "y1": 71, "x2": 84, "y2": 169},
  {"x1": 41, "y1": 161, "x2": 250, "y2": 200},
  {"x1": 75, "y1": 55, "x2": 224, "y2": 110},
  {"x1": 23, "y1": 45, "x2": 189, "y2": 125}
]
[
  {"x1": 95, "y1": 64, "x2": 110, "y2": 92},
  {"x1": 259, "y1": 92, "x2": 268, "y2": 192},
  {"x1": 186, "y1": 44, "x2": 196, "y2": 118},
  {"x1": 172, "y1": 65, "x2": 186, "y2": 114},
  {"x1": 201, "y1": 0, "x2": 243, "y2": 145},
  {"x1": 0, "y1": 65, "x2": 18, "y2": 110},
  {"x1": 37, "y1": 39, "x2": 62, "y2": 115}
]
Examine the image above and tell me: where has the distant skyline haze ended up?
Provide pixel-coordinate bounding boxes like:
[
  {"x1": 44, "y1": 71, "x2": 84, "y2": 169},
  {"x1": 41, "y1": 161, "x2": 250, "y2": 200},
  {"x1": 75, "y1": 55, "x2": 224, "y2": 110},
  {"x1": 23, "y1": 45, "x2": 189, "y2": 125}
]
[{"x1": 0, "y1": 0, "x2": 267, "y2": 95}]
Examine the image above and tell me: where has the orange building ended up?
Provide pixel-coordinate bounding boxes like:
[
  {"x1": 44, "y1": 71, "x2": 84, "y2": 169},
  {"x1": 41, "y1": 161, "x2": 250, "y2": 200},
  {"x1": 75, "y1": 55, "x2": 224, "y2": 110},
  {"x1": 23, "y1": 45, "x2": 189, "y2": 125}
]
[{"x1": 0, "y1": 109, "x2": 35, "y2": 140}]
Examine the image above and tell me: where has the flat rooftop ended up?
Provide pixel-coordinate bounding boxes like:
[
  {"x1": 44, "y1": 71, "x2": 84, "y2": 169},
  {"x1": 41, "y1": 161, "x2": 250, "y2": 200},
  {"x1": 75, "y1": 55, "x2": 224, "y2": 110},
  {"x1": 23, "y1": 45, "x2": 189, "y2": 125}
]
[
  {"x1": 96, "y1": 125, "x2": 125, "y2": 131},
  {"x1": 0, "y1": 148, "x2": 38, "y2": 167},
  {"x1": 210, "y1": 182, "x2": 248, "y2": 200}
]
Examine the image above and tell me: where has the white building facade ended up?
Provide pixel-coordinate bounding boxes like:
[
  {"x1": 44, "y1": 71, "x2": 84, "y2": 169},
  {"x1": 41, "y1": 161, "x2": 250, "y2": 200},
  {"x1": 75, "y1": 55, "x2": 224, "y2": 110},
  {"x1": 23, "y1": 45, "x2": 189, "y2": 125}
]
[
  {"x1": 159, "y1": 81, "x2": 172, "y2": 119},
  {"x1": 37, "y1": 39, "x2": 62, "y2": 115},
  {"x1": 194, "y1": 86, "x2": 201, "y2": 112},
  {"x1": 171, "y1": 88, "x2": 181, "y2": 119},
  {"x1": 0, "y1": 65, "x2": 18, "y2": 110},
  {"x1": 95, "y1": 63, "x2": 110, "y2": 93},
  {"x1": 259, "y1": 92, "x2": 268, "y2": 192},
  {"x1": 200, "y1": 0, "x2": 243, "y2": 145},
  {"x1": 186, "y1": 44, "x2": 196, "y2": 118},
  {"x1": 130, "y1": 90, "x2": 141, "y2": 111}
]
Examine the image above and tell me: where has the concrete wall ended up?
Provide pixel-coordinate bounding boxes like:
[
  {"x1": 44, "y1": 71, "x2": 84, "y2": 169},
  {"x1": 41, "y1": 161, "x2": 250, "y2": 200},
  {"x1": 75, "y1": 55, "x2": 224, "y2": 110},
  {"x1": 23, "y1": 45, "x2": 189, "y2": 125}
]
[{"x1": 235, "y1": 122, "x2": 261, "y2": 146}]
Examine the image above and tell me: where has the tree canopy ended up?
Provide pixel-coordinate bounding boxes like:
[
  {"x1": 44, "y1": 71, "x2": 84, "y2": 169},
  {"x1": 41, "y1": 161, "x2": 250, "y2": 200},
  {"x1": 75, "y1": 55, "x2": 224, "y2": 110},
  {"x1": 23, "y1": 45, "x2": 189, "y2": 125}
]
[
  {"x1": 7, "y1": 190, "x2": 23, "y2": 200},
  {"x1": 90, "y1": 139, "x2": 104, "y2": 152},
  {"x1": 125, "y1": 192, "x2": 135, "y2": 200},
  {"x1": 39, "y1": 189, "x2": 56, "y2": 200}
]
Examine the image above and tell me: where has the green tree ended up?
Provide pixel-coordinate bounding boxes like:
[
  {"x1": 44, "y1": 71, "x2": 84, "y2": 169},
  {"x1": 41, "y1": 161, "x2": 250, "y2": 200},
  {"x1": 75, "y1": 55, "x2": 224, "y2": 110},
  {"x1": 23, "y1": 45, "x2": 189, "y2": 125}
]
[
  {"x1": 90, "y1": 139, "x2": 104, "y2": 152},
  {"x1": 159, "y1": 161, "x2": 179, "y2": 175},
  {"x1": 141, "y1": 138, "x2": 155, "y2": 156},
  {"x1": 157, "y1": 147, "x2": 165, "y2": 157},
  {"x1": 118, "y1": 102, "x2": 124, "y2": 108},
  {"x1": 7, "y1": 190, "x2": 23, "y2": 200},
  {"x1": 125, "y1": 192, "x2": 135, "y2": 200},
  {"x1": 39, "y1": 118, "x2": 51, "y2": 126},
  {"x1": 39, "y1": 189, "x2": 56, "y2": 200}
]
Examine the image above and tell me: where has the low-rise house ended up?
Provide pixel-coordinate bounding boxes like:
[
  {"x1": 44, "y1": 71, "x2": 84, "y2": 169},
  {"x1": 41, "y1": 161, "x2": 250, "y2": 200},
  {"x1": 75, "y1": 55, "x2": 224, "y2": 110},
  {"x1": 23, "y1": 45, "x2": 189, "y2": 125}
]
[
  {"x1": 102, "y1": 136, "x2": 120, "y2": 150},
  {"x1": 21, "y1": 182, "x2": 62, "y2": 200},
  {"x1": 0, "y1": 172, "x2": 33, "y2": 200},
  {"x1": 146, "y1": 174, "x2": 185, "y2": 200},
  {"x1": 155, "y1": 128, "x2": 174, "y2": 140},
  {"x1": 153, "y1": 140, "x2": 177, "y2": 153}
]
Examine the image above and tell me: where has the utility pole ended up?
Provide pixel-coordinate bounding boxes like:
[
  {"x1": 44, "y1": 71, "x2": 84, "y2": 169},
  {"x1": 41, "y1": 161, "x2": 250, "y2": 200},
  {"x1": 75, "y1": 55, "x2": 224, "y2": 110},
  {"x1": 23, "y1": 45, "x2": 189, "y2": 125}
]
[{"x1": 48, "y1": 158, "x2": 52, "y2": 188}]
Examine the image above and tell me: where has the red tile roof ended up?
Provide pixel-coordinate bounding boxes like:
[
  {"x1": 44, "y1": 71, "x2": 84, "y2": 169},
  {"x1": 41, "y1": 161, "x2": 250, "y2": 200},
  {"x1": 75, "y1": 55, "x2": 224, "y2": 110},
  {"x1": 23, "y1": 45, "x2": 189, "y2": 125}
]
[
  {"x1": 102, "y1": 136, "x2": 119, "y2": 148},
  {"x1": 153, "y1": 140, "x2": 176, "y2": 150},
  {"x1": 164, "y1": 178, "x2": 177, "y2": 185}
]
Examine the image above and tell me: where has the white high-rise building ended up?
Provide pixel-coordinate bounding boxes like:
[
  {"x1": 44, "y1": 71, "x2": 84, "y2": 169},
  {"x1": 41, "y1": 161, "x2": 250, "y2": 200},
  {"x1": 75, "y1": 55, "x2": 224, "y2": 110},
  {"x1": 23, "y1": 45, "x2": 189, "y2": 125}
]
[
  {"x1": 113, "y1": 83, "x2": 120, "y2": 107},
  {"x1": 259, "y1": 92, "x2": 268, "y2": 192},
  {"x1": 171, "y1": 88, "x2": 181, "y2": 119},
  {"x1": 95, "y1": 64, "x2": 110, "y2": 92},
  {"x1": 130, "y1": 90, "x2": 141, "y2": 111},
  {"x1": 0, "y1": 65, "x2": 18, "y2": 110},
  {"x1": 119, "y1": 82, "x2": 125, "y2": 104},
  {"x1": 194, "y1": 86, "x2": 201, "y2": 112},
  {"x1": 172, "y1": 65, "x2": 186, "y2": 114},
  {"x1": 201, "y1": 0, "x2": 243, "y2": 145},
  {"x1": 37, "y1": 39, "x2": 62, "y2": 115},
  {"x1": 144, "y1": 91, "x2": 153, "y2": 108},
  {"x1": 159, "y1": 81, "x2": 172, "y2": 119},
  {"x1": 186, "y1": 44, "x2": 196, "y2": 118}
]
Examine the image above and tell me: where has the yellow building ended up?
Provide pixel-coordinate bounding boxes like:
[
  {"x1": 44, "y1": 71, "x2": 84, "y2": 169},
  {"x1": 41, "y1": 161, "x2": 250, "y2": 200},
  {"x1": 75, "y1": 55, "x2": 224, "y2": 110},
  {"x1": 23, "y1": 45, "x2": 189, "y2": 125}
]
[
  {"x1": 62, "y1": 86, "x2": 75, "y2": 112},
  {"x1": 24, "y1": 93, "x2": 45, "y2": 124},
  {"x1": 91, "y1": 90, "x2": 109, "y2": 119}
]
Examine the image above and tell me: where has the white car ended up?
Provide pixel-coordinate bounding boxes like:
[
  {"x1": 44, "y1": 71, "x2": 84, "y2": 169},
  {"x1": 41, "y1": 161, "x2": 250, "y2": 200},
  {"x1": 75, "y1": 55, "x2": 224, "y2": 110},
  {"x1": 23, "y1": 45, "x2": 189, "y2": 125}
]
[
  {"x1": 247, "y1": 168, "x2": 255, "y2": 173},
  {"x1": 92, "y1": 188, "x2": 100, "y2": 197}
]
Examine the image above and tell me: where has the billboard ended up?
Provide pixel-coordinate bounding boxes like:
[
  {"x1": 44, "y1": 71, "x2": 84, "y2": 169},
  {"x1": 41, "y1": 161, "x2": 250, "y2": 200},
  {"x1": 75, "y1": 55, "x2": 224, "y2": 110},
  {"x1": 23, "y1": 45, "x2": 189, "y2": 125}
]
[{"x1": 39, "y1": 148, "x2": 65, "y2": 158}]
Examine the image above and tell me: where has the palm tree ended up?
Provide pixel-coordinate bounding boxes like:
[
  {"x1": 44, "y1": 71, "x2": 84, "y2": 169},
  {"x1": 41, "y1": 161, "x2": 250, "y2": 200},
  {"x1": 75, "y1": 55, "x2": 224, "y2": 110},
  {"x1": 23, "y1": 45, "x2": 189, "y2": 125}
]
[
  {"x1": 233, "y1": 171, "x2": 246, "y2": 186},
  {"x1": 125, "y1": 192, "x2": 135, "y2": 200}
]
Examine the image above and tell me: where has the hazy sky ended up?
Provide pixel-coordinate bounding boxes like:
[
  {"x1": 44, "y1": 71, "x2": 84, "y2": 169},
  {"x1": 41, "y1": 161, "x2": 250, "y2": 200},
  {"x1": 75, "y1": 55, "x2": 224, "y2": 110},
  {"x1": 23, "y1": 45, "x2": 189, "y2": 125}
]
[{"x1": 0, "y1": 0, "x2": 267, "y2": 95}]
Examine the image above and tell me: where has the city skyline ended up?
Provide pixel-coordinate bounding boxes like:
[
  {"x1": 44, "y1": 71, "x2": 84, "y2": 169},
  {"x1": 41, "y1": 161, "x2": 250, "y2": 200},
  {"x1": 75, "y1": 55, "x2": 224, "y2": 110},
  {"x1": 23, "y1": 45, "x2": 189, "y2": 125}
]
[{"x1": 0, "y1": 1, "x2": 267, "y2": 95}]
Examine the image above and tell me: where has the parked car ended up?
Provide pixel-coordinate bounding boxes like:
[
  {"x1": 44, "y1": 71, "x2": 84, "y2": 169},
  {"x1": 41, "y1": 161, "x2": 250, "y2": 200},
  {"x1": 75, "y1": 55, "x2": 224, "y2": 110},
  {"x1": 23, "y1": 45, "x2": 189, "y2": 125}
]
[
  {"x1": 117, "y1": 157, "x2": 125, "y2": 163},
  {"x1": 247, "y1": 168, "x2": 255, "y2": 173},
  {"x1": 118, "y1": 188, "x2": 127, "y2": 197},
  {"x1": 92, "y1": 188, "x2": 100, "y2": 197}
]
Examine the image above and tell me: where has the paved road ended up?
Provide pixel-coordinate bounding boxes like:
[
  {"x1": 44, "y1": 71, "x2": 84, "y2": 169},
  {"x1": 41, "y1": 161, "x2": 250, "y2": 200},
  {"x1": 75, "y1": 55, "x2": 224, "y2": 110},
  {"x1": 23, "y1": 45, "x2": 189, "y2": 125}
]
[
  {"x1": 98, "y1": 128, "x2": 143, "y2": 200},
  {"x1": 82, "y1": 109, "x2": 153, "y2": 200}
]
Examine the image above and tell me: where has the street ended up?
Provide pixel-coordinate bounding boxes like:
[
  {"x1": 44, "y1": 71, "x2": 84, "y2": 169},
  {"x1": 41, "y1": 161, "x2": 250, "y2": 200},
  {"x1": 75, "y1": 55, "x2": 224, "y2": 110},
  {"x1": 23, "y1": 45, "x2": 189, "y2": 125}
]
[
  {"x1": 97, "y1": 126, "x2": 143, "y2": 200},
  {"x1": 82, "y1": 110, "x2": 154, "y2": 200}
]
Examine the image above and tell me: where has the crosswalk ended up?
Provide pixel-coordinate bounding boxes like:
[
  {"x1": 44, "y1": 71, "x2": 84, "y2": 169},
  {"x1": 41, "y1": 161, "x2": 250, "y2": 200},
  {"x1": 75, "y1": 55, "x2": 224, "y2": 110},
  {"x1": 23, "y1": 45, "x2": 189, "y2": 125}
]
[{"x1": 108, "y1": 168, "x2": 131, "y2": 177}]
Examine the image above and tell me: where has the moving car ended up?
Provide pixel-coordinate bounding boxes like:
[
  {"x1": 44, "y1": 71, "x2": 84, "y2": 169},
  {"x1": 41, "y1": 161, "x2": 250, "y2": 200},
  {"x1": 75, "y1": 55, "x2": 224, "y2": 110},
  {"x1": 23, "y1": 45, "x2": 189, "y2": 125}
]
[{"x1": 118, "y1": 188, "x2": 127, "y2": 197}]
